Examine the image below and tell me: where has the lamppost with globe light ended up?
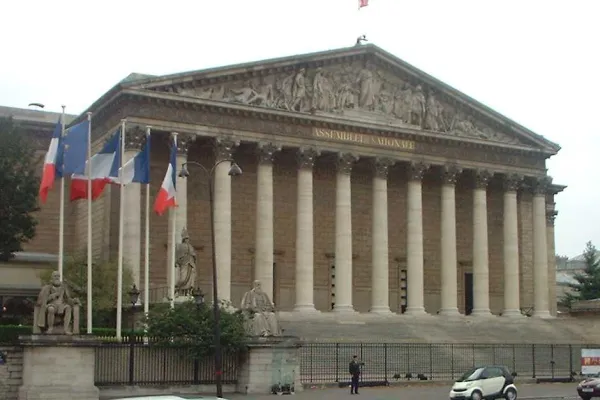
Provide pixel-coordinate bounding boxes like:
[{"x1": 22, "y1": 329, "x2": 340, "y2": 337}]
[
  {"x1": 127, "y1": 284, "x2": 140, "y2": 384},
  {"x1": 178, "y1": 158, "x2": 242, "y2": 398}
]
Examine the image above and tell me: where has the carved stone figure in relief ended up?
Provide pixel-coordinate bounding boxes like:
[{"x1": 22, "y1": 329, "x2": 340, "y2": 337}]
[
  {"x1": 407, "y1": 85, "x2": 426, "y2": 126},
  {"x1": 311, "y1": 68, "x2": 335, "y2": 112},
  {"x1": 291, "y1": 68, "x2": 307, "y2": 111},
  {"x1": 356, "y1": 63, "x2": 376, "y2": 110},
  {"x1": 377, "y1": 83, "x2": 395, "y2": 115},
  {"x1": 453, "y1": 116, "x2": 478, "y2": 136},
  {"x1": 335, "y1": 82, "x2": 356, "y2": 110},
  {"x1": 425, "y1": 93, "x2": 443, "y2": 131}
]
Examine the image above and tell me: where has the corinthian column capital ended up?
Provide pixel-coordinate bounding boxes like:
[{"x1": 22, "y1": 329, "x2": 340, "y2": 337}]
[
  {"x1": 257, "y1": 142, "x2": 282, "y2": 164},
  {"x1": 297, "y1": 147, "x2": 320, "y2": 169},
  {"x1": 473, "y1": 169, "x2": 493, "y2": 189},
  {"x1": 407, "y1": 161, "x2": 430, "y2": 181},
  {"x1": 373, "y1": 157, "x2": 396, "y2": 179},
  {"x1": 213, "y1": 136, "x2": 240, "y2": 162},
  {"x1": 441, "y1": 164, "x2": 463, "y2": 185},
  {"x1": 337, "y1": 153, "x2": 359, "y2": 175}
]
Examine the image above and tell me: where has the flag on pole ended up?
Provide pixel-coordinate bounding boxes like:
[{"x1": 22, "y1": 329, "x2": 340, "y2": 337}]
[
  {"x1": 110, "y1": 135, "x2": 151, "y2": 185},
  {"x1": 153, "y1": 137, "x2": 177, "y2": 216},
  {"x1": 38, "y1": 119, "x2": 62, "y2": 203},
  {"x1": 359, "y1": 0, "x2": 368, "y2": 9},
  {"x1": 70, "y1": 129, "x2": 122, "y2": 201},
  {"x1": 61, "y1": 120, "x2": 91, "y2": 176}
]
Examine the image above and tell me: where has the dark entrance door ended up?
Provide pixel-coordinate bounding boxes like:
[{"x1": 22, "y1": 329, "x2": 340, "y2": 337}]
[{"x1": 464, "y1": 273, "x2": 474, "y2": 315}]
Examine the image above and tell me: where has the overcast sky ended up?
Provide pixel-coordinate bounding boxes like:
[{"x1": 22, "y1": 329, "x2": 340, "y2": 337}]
[{"x1": 1, "y1": 0, "x2": 597, "y2": 257}]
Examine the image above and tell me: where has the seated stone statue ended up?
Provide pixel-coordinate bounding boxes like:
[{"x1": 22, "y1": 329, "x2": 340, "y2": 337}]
[
  {"x1": 33, "y1": 271, "x2": 81, "y2": 335},
  {"x1": 240, "y1": 280, "x2": 282, "y2": 337}
]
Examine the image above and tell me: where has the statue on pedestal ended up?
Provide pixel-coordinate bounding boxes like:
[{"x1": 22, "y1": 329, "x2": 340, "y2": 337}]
[
  {"x1": 175, "y1": 227, "x2": 197, "y2": 297},
  {"x1": 33, "y1": 271, "x2": 80, "y2": 335},
  {"x1": 240, "y1": 280, "x2": 282, "y2": 337}
]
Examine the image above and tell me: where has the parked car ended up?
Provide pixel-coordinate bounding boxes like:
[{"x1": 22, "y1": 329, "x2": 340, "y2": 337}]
[
  {"x1": 449, "y1": 365, "x2": 518, "y2": 400},
  {"x1": 577, "y1": 375, "x2": 600, "y2": 399},
  {"x1": 110, "y1": 396, "x2": 228, "y2": 400}
]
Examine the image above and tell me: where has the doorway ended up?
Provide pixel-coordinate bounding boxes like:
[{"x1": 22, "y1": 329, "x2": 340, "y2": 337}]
[{"x1": 464, "y1": 273, "x2": 473, "y2": 315}]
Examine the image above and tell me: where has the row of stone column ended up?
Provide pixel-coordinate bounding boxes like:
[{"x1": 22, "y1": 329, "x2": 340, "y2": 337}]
[{"x1": 122, "y1": 133, "x2": 554, "y2": 318}]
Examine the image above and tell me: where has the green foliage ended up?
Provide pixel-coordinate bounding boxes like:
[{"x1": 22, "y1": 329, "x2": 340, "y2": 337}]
[
  {"x1": 0, "y1": 117, "x2": 40, "y2": 261},
  {"x1": 145, "y1": 300, "x2": 247, "y2": 359},
  {"x1": 560, "y1": 241, "x2": 600, "y2": 309},
  {"x1": 38, "y1": 255, "x2": 133, "y2": 327}
]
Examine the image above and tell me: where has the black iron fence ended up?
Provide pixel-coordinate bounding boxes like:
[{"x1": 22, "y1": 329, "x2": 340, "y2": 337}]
[
  {"x1": 94, "y1": 338, "x2": 239, "y2": 386},
  {"x1": 300, "y1": 343, "x2": 599, "y2": 384}
]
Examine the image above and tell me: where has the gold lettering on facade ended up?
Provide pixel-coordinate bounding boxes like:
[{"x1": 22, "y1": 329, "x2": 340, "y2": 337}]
[{"x1": 313, "y1": 128, "x2": 416, "y2": 150}]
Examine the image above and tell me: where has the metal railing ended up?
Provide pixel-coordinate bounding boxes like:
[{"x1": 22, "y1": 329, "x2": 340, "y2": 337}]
[
  {"x1": 94, "y1": 337, "x2": 239, "y2": 386},
  {"x1": 300, "y1": 343, "x2": 596, "y2": 384}
]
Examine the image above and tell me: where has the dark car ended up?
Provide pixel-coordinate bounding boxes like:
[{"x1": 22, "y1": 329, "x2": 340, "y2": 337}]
[{"x1": 578, "y1": 376, "x2": 600, "y2": 399}]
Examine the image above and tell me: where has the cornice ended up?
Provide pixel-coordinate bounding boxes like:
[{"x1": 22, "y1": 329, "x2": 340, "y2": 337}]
[{"x1": 111, "y1": 88, "x2": 550, "y2": 160}]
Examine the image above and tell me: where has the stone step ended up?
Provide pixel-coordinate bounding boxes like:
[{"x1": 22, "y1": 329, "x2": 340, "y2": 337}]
[{"x1": 278, "y1": 313, "x2": 600, "y2": 344}]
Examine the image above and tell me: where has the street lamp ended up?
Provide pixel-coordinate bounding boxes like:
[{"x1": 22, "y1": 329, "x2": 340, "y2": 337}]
[
  {"x1": 178, "y1": 158, "x2": 242, "y2": 398},
  {"x1": 192, "y1": 287, "x2": 205, "y2": 308},
  {"x1": 127, "y1": 284, "x2": 140, "y2": 384}
]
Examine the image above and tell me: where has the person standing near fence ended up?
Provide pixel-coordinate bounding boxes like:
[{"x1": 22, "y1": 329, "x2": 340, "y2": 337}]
[{"x1": 349, "y1": 355, "x2": 361, "y2": 394}]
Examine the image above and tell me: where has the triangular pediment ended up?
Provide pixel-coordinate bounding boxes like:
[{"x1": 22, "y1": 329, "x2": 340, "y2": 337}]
[{"x1": 127, "y1": 45, "x2": 559, "y2": 154}]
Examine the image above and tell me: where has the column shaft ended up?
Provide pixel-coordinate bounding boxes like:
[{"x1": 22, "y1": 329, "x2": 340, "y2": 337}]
[
  {"x1": 294, "y1": 148, "x2": 319, "y2": 312},
  {"x1": 213, "y1": 138, "x2": 238, "y2": 302},
  {"x1": 532, "y1": 177, "x2": 552, "y2": 318},
  {"x1": 254, "y1": 143, "x2": 280, "y2": 302},
  {"x1": 471, "y1": 170, "x2": 492, "y2": 316},
  {"x1": 370, "y1": 158, "x2": 394, "y2": 314},
  {"x1": 122, "y1": 150, "x2": 141, "y2": 287},
  {"x1": 333, "y1": 153, "x2": 358, "y2": 313},
  {"x1": 502, "y1": 174, "x2": 522, "y2": 317},
  {"x1": 439, "y1": 165, "x2": 461, "y2": 316},
  {"x1": 405, "y1": 162, "x2": 429, "y2": 315}
]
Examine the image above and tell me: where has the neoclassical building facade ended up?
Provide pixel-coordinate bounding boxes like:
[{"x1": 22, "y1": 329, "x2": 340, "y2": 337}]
[{"x1": 49, "y1": 44, "x2": 564, "y2": 317}]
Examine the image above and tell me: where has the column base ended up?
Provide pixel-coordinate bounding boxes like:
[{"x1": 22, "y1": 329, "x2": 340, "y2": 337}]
[
  {"x1": 293, "y1": 304, "x2": 320, "y2": 313},
  {"x1": 369, "y1": 306, "x2": 392, "y2": 314},
  {"x1": 532, "y1": 310, "x2": 553, "y2": 319},
  {"x1": 404, "y1": 307, "x2": 428, "y2": 316},
  {"x1": 438, "y1": 307, "x2": 461, "y2": 317},
  {"x1": 470, "y1": 308, "x2": 494, "y2": 317},
  {"x1": 502, "y1": 309, "x2": 525, "y2": 318},
  {"x1": 333, "y1": 304, "x2": 357, "y2": 313}
]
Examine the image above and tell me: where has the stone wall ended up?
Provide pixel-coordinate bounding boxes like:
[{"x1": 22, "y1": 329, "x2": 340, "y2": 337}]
[{"x1": 0, "y1": 346, "x2": 23, "y2": 400}]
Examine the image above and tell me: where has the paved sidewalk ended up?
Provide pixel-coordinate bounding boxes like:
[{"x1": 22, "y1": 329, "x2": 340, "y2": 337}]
[{"x1": 226, "y1": 382, "x2": 580, "y2": 399}]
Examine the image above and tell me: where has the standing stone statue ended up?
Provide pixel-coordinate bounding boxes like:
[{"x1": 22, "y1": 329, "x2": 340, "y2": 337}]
[
  {"x1": 241, "y1": 280, "x2": 282, "y2": 337},
  {"x1": 33, "y1": 271, "x2": 80, "y2": 335},
  {"x1": 175, "y1": 227, "x2": 197, "y2": 297}
]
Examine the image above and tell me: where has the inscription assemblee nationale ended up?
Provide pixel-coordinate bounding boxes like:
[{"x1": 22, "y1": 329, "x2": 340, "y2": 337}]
[{"x1": 313, "y1": 128, "x2": 416, "y2": 150}]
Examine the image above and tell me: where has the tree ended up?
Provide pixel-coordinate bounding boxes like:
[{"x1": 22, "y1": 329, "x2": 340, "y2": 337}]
[
  {"x1": 0, "y1": 117, "x2": 40, "y2": 261},
  {"x1": 560, "y1": 241, "x2": 600, "y2": 308},
  {"x1": 39, "y1": 255, "x2": 133, "y2": 327},
  {"x1": 145, "y1": 300, "x2": 247, "y2": 359}
]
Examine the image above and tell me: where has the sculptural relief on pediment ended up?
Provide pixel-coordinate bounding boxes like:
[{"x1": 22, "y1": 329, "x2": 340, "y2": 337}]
[{"x1": 170, "y1": 60, "x2": 521, "y2": 145}]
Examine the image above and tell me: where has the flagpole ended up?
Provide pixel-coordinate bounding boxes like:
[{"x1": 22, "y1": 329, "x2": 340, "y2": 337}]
[
  {"x1": 116, "y1": 119, "x2": 126, "y2": 340},
  {"x1": 144, "y1": 126, "x2": 151, "y2": 319},
  {"x1": 58, "y1": 105, "x2": 66, "y2": 282},
  {"x1": 169, "y1": 132, "x2": 178, "y2": 309},
  {"x1": 86, "y1": 112, "x2": 93, "y2": 335}
]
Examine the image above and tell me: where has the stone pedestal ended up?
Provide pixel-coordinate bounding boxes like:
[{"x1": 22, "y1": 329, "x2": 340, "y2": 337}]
[
  {"x1": 18, "y1": 335, "x2": 99, "y2": 400},
  {"x1": 236, "y1": 337, "x2": 302, "y2": 395}
]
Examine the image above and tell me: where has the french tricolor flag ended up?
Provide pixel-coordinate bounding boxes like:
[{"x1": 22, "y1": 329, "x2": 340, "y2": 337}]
[
  {"x1": 38, "y1": 119, "x2": 62, "y2": 204},
  {"x1": 153, "y1": 137, "x2": 177, "y2": 216},
  {"x1": 70, "y1": 129, "x2": 121, "y2": 201}
]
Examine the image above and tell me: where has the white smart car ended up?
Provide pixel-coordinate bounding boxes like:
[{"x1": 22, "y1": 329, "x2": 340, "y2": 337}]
[{"x1": 449, "y1": 365, "x2": 518, "y2": 400}]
